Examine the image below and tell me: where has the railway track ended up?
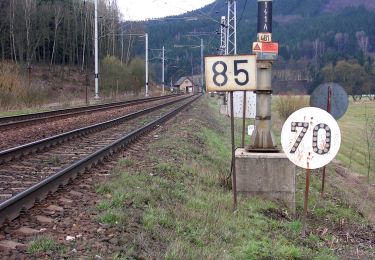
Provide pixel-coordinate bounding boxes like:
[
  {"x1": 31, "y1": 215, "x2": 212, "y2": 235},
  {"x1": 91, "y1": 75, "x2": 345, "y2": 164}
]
[
  {"x1": 0, "y1": 94, "x2": 201, "y2": 226},
  {"x1": 0, "y1": 94, "x2": 178, "y2": 130}
]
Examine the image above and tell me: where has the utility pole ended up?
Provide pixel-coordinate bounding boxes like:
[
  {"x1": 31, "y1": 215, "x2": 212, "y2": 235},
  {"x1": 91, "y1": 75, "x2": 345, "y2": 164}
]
[
  {"x1": 145, "y1": 33, "x2": 149, "y2": 96},
  {"x1": 227, "y1": 0, "x2": 237, "y2": 55},
  {"x1": 225, "y1": 0, "x2": 237, "y2": 105},
  {"x1": 150, "y1": 46, "x2": 166, "y2": 95},
  {"x1": 220, "y1": 16, "x2": 227, "y2": 55},
  {"x1": 94, "y1": 0, "x2": 99, "y2": 99},
  {"x1": 248, "y1": 0, "x2": 277, "y2": 150},
  {"x1": 162, "y1": 46, "x2": 165, "y2": 95},
  {"x1": 200, "y1": 38, "x2": 204, "y2": 92}
]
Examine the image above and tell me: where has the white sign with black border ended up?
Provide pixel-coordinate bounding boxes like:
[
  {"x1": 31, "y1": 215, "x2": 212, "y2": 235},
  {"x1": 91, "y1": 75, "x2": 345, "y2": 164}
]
[
  {"x1": 281, "y1": 107, "x2": 341, "y2": 170},
  {"x1": 205, "y1": 55, "x2": 257, "y2": 92}
]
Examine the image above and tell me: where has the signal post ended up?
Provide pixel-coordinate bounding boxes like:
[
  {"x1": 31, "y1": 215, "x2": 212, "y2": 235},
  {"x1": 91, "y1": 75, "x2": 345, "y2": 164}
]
[
  {"x1": 206, "y1": 0, "x2": 296, "y2": 212},
  {"x1": 237, "y1": 0, "x2": 296, "y2": 213}
]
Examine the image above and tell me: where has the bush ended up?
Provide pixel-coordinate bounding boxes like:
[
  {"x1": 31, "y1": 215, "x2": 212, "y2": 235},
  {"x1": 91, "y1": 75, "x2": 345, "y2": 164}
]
[
  {"x1": 100, "y1": 56, "x2": 150, "y2": 96},
  {"x1": 128, "y1": 57, "x2": 146, "y2": 93},
  {"x1": 275, "y1": 95, "x2": 309, "y2": 121},
  {"x1": 0, "y1": 62, "x2": 49, "y2": 109},
  {"x1": 21, "y1": 80, "x2": 49, "y2": 107},
  {"x1": 0, "y1": 62, "x2": 23, "y2": 109},
  {"x1": 101, "y1": 55, "x2": 130, "y2": 94}
]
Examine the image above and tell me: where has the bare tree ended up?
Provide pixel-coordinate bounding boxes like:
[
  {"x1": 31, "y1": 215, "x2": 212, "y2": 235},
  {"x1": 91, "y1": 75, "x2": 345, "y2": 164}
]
[
  {"x1": 9, "y1": 0, "x2": 17, "y2": 63},
  {"x1": 50, "y1": 3, "x2": 63, "y2": 66},
  {"x1": 364, "y1": 105, "x2": 375, "y2": 183},
  {"x1": 356, "y1": 31, "x2": 369, "y2": 57}
]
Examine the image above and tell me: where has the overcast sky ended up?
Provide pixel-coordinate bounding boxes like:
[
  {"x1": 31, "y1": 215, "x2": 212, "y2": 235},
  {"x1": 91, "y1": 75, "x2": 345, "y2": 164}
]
[{"x1": 118, "y1": 0, "x2": 216, "y2": 21}]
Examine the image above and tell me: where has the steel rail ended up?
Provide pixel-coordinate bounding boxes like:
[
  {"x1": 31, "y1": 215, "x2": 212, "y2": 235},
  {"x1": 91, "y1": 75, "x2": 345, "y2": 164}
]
[
  {"x1": 0, "y1": 95, "x2": 191, "y2": 164},
  {"x1": 0, "y1": 94, "x2": 178, "y2": 129},
  {"x1": 0, "y1": 94, "x2": 201, "y2": 226}
]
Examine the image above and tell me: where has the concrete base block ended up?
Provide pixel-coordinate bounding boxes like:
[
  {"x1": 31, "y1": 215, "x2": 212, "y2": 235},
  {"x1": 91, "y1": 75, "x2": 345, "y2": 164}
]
[{"x1": 235, "y1": 148, "x2": 296, "y2": 213}]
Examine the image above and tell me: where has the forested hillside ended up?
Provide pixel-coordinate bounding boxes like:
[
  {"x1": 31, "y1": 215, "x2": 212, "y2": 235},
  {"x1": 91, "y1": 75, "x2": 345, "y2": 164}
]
[
  {"x1": 0, "y1": 0, "x2": 150, "y2": 108},
  {"x1": 0, "y1": 0, "x2": 374, "y2": 101},
  {"x1": 142, "y1": 0, "x2": 375, "y2": 96},
  {"x1": 0, "y1": 0, "x2": 123, "y2": 67}
]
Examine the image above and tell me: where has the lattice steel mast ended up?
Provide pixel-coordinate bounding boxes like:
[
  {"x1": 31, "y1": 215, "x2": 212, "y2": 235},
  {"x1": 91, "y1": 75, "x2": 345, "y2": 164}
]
[
  {"x1": 219, "y1": 16, "x2": 227, "y2": 55},
  {"x1": 226, "y1": 0, "x2": 237, "y2": 55}
]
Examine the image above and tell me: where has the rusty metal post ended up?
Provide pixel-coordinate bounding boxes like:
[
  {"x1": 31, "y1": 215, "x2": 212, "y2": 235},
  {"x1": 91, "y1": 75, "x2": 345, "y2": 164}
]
[
  {"x1": 27, "y1": 65, "x2": 31, "y2": 88},
  {"x1": 321, "y1": 85, "x2": 332, "y2": 197},
  {"x1": 230, "y1": 91, "x2": 237, "y2": 210},
  {"x1": 116, "y1": 79, "x2": 119, "y2": 101},
  {"x1": 302, "y1": 168, "x2": 311, "y2": 237},
  {"x1": 242, "y1": 91, "x2": 247, "y2": 148},
  {"x1": 85, "y1": 74, "x2": 89, "y2": 105}
]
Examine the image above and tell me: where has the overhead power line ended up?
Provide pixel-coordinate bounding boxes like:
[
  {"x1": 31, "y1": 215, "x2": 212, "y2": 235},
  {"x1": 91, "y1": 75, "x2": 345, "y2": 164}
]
[{"x1": 237, "y1": 0, "x2": 248, "y2": 27}]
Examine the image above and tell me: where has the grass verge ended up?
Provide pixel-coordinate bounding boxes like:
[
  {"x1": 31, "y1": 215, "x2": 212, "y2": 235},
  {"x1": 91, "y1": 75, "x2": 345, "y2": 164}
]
[{"x1": 95, "y1": 95, "x2": 374, "y2": 259}]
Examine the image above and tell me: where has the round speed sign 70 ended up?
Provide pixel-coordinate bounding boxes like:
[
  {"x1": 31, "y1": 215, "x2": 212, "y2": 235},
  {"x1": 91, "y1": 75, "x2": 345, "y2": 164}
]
[{"x1": 281, "y1": 107, "x2": 341, "y2": 169}]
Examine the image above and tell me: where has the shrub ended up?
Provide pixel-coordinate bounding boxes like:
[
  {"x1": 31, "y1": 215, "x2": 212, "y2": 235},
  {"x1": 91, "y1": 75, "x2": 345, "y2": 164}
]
[
  {"x1": 0, "y1": 62, "x2": 48, "y2": 109},
  {"x1": 101, "y1": 55, "x2": 131, "y2": 95},
  {"x1": 275, "y1": 95, "x2": 309, "y2": 121},
  {"x1": 0, "y1": 62, "x2": 23, "y2": 109}
]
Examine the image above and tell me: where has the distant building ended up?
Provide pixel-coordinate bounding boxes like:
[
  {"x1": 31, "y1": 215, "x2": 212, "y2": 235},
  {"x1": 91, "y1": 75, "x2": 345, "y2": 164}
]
[{"x1": 174, "y1": 75, "x2": 202, "y2": 93}]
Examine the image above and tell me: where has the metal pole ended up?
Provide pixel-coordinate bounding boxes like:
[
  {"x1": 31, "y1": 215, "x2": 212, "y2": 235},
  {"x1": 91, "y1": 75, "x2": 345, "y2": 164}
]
[
  {"x1": 230, "y1": 91, "x2": 238, "y2": 210},
  {"x1": 201, "y1": 38, "x2": 204, "y2": 93},
  {"x1": 145, "y1": 33, "x2": 149, "y2": 97},
  {"x1": 248, "y1": 0, "x2": 277, "y2": 151},
  {"x1": 27, "y1": 65, "x2": 31, "y2": 88},
  {"x1": 94, "y1": 0, "x2": 99, "y2": 99},
  {"x1": 116, "y1": 79, "x2": 119, "y2": 101},
  {"x1": 321, "y1": 85, "x2": 332, "y2": 197},
  {"x1": 85, "y1": 74, "x2": 89, "y2": 105},
  {"x1": 162, "y1": 46, "x2": 165, "y2": 95},
  {"x1": 220, "y1": 16, "x2": 227, "y2": 55},
  {"x1": 121, "y1": 32, "x2": 124, "y2": 64},
  {"x1": 233, "y1": 0, "x2": 237, "y2": 55},
  {"x1": 226, "y1": 0, "x2": 237, "y2": 55},
  {"x1": 191, "y1": 53, "x2": 196, "y2": 94},
  {"x1": 242, "y1": 91, "x2": 247, "y2": 148},
  {"x1": 302, "y1": 168, "x2": 311, "y2": 237}
]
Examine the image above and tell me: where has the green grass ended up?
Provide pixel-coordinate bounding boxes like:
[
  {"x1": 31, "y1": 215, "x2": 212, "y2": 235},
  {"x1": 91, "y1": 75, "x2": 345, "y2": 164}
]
[
  {"x1": 27, "y1": 235, "x2": 59, "y2": 254},
  {"x1": 99, "y1": 211, "x2": 126, "y2": 225},
  {"x1": 0, "y1": 107, "x2": 49, "y2": 117},
  {"x1": 336, "y1": 102, "x2": 375, "y2": 178},
  {"x1": 92, "y1": 96, "x2": 348, "y2": 259},
  {"x1": 91, "y1": 95, "x2": 373, "y2": 259}
]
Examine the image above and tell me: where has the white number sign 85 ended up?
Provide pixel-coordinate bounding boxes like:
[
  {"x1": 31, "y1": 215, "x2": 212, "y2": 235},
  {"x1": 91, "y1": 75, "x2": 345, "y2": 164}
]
[{"x1": 205, "y1": 55, "x2": 257, "y2": 92}]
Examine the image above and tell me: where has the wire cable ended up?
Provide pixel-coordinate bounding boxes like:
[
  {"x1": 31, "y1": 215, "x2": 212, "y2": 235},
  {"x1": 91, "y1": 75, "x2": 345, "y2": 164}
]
[{"x1": 237, "y1": 0, "x2": 248, "y2": 27}]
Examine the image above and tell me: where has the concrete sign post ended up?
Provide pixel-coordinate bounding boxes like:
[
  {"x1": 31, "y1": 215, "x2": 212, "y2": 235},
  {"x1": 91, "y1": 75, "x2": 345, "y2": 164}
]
[
  {"x1": 235, "y1": 0, "x2": 296, "y2": 214},
  {"x1": 247, "y1": 0, "x2": 278, "y2": 151}
]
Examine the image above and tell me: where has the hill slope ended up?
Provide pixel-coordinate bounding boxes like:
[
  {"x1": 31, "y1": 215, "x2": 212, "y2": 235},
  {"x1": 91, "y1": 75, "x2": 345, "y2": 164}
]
[{"x1": 138, "y1": 0, "x2": 375, "y2": 91}]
